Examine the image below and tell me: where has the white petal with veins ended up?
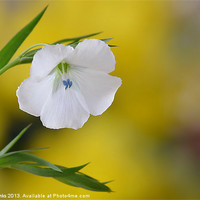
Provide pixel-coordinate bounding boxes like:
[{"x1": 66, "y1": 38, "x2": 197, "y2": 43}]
[
  {"x1": 70, "y1": 67, "x2": 122, "y2": 116},
  {"x1": 70, "y1": 39, "x2": 116, "y2": 73},
  {"x1": 31, "y1": 44, "x2": 74, "y2": 80},
  {"x1": 40, "y1": 80, "x2": 90, "y2": 129},
  {"x1": 16, "y1": 75, "x2": 54, "y2": 116}
]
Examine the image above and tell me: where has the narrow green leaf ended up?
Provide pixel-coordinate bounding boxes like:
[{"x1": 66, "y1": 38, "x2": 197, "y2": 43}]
[
  {"x1": 55, "y1": 165, "x2": 111, "y2": 191},
  {"x1": 108, "y1": 44, "x2": 118, "y2": 47},
  {"x1": 0, "y1": 148, "x2": 49, "y2": 159},
  {"x1": 52, "y1": 32, "x2": 102, "y2": 45},
  {"x1": 0, "y1": 124, "x2": 32, "y2": 156},
  {"x1": 11, "y1": 163, "x2": 89, "y2": 177},
  {"x1": 69, "y1": 41, "x2": 79, "y2": 48},
  {"x1": 100, "y1": 38, "x2": 112, "y2": 43},
  {"x1": 69, "y1": 38, "x2": 114, "y2": 49},
  {"x1": 0, "y1": 6, "x2": 47, "y2": 70},
  {"x1": 0, "y1": 152, "x2": 61, "y2": 172},
  {"x1": 11, "y1": 164, "x2": 67, "y2": 177},
  {"x1": 0, "y1": 153, "x2": 111, "y2": 192},
  {"x1": 102, "y1": 180, "x2": 113, "y2": 185},
  {"x1": 100, "y1": 38, "x2": 118, "y2": 47},
  {"x1": 55, "y1": 172, "x2": 111, "y2": 192},
  {"x1": 77, "y1": 171, "x2": 99, "y2": 182},
  {"x1": 64, "y1": 162, "x2": 90, "y2": 172},
  {"x1": 11, "y1": 163, "x2": 111, "y2": 191}
]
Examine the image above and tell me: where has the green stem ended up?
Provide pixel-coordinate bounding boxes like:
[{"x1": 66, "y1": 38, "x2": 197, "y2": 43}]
[
  {"x1": 0, "y1": 43, "x2": 48, "y2": 75},
  {"x1": 18, "y1": 43, "x2": 48, "y2": 57},
  {"x1": 0, "y1": 56, "x2": 20, "y2": 75}
]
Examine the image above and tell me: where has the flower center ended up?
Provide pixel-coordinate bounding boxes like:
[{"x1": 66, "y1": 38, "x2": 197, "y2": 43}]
[
  {"x1": 54, "y1": 62, "x2": 73, "y2": 91},
  {"x1": 57, "y1": 62, "x2": 69, "y2": 74}
]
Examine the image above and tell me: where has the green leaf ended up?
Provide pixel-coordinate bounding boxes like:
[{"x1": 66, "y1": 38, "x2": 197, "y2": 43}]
[
  {"x1": 11, "y1": 163, "x2": 88, "y2": 177},
  {"x1": 0, "y1": 148, "x2": 49, "y2": 158},
  {"x1": 100, "y1": 38, "x2": 112, "y2": 43},
  {"x1": 0, "y1": 6, "x2": 47, "y2": 70},
  {"x1": 101, "y1": 180, "x2": 113, "y2": 185},
  {"x1": 108, "y1": 44, "x2": 118, "y2": 47},
  {"x1": 0, "y1": 152, "x2": 61, "y2": 172},
  {"x1": 0, "y1": 121, "x2": 111, "y2": 192},
  {"x1": 100, "y1": 38, "x2": 118, "y2": 47},
  {"x1": 11, "y1": 163, "x2": 111, "y2": 192},
  {"x1": 0, "y1": 151, "x2": 111, "y2": 191},
  {"x1": 55, "y1": 171, "x2": 111, "y2": 192},
  {"x1": 11, "y1": 164, "x2": 70, "y2": 177},
  {"x1": 51, "y1": 32, "x2": 102, "y2": 45},
  {"x1": 69, "y1": 38, "x2": 114, "y2": 49},
  {"x1": 0, "y1": 124, "x2": 32, "y2": 157}
]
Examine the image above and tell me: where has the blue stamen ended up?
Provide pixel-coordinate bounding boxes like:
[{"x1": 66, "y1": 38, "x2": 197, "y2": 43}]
[
  {"x1": 63, "y1": 79, "x2": 72, "y2": 90},
  {"x1": 68, "y1": 79, "x2": 72, "y2": 88},
  {"x1": 62, "y1": 80, "x2": 68, "y2": 89}
]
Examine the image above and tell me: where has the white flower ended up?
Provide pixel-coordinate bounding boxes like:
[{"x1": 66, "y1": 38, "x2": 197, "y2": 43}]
[{"x1": 17, "y1": 39, "x2": 122, "y2": 129}]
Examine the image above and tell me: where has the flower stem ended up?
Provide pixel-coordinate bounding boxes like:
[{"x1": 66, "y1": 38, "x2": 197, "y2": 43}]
[
  {"x1": 0, "y1": 56, "x2": 21, "y2": 75},
  {"x1": 18, "y1": 43, "x2": 48, "y2": 57},
  {"x1": 0, "y1": 43, "x2": 48, "y2": 75}
]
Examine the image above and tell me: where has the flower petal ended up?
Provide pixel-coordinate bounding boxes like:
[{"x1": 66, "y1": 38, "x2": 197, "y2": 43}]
[
  {"x1": 70, "y1": 67, "x2": 122, "y2": 116},
  {"x1": 69, "y1": 39, "x2": 116, "y2": 73},
  {"x1": 40, "y1": 80, "x2": 90, "y2": 129},
  {"x1": 31, "y1": 44, "x2": 74, "y2": 80},
  {"x1": 16, "y1": 75, "x2": 54, "y2": 116}
]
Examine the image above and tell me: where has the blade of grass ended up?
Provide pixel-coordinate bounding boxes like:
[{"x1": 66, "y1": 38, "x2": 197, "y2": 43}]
[
  {"x1": 0, "y1": 148, "x2": 49, "y2": 159},
  {"x1": 55, "y1": 172, "x2": 111, "y2": 192},
  {"x1": 0, "y1": 124, "x2": 32, "y2": 156},
  {"x1": 0, "y1": 152, "x2": 61, "y2": 172},
  {"x1": 51, "y1": 32, "x2": 102, "y2": 45},
  {"x1": 0, "y1": 6, "x2": 47, "y2": 71},
  {"x1": 11, "y1": 163, "x2": 111, "y2": 192},
  {"x1": 11, "y1": 163, "x2": 89, "y2": 177}
]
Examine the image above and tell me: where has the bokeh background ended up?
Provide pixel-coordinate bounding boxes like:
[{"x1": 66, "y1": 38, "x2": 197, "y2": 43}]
[{"x1": 1, "y1": 0, "x2": 200, "y2": 199}]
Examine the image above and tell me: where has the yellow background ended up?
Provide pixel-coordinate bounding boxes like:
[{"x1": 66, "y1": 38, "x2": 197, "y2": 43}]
[{"x1": 1, "y1": 1, "x2": 200, "y2": 199}]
